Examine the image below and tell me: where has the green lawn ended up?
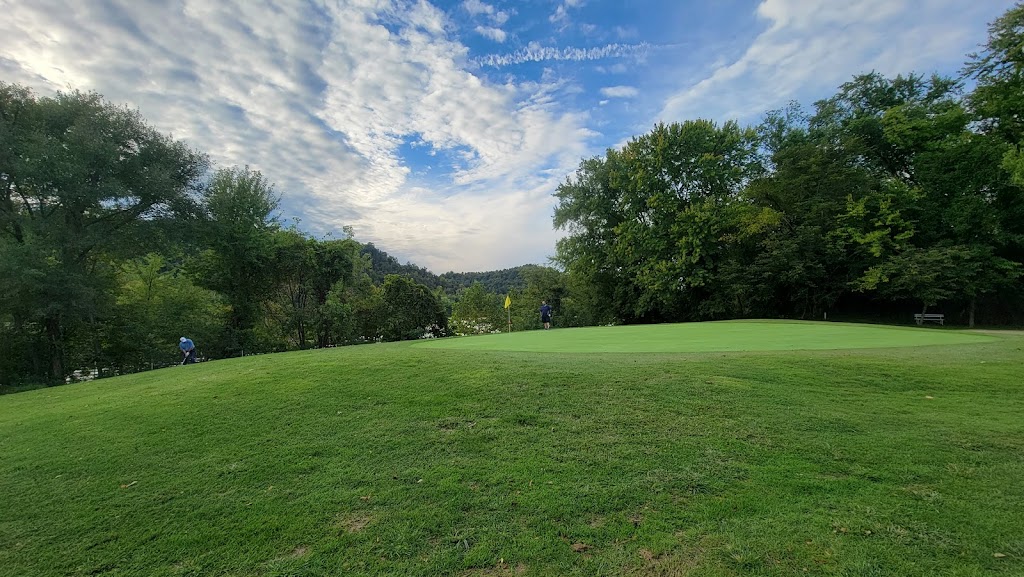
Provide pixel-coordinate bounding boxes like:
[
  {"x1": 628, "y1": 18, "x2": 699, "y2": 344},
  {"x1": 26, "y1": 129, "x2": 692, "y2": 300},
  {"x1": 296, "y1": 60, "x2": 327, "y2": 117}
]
[
  {"x1": 1, "y1": 321, "x2": 1022, "y2": 576},
  {"x1": 415, "y1": 320, "x2": 997, "y2": 352}
]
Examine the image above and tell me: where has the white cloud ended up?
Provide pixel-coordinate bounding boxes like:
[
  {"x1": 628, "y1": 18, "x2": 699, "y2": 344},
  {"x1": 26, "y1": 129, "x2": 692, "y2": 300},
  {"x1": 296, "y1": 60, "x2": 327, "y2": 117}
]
[
  {"x1": 0, "y1": 0, "x2": 595, "y2": 272},
  {"x1": 595, "y1": 63, "x2": 629, "y2": 74},
  {"x1": 550, "y1": 0, "x2": 585, "y2": 24},
  {"x1": 475, "y1": 42, "x2": 649, "y2": 67},
  {"x1": 463, "y1": 0, "x2": 492, "y2": 16},
  {"x1": 658, "y1": 0, "x2": 1018, "y2": 123},
  {"x1": 550, "y1": 5, "x2": 567, "y2": 23},
  {"x1": 475, "y1": 25, "x2": 507, "y2": 43},
  {"x1": 463, "y1": 0, "x2": 510, "y2": 26},
  {"x1": 600, "y1": 85, "x2": 638, "y2": 98},
  {"x1": 615, "y1": 26, "x2": 637, "y2": 39}
]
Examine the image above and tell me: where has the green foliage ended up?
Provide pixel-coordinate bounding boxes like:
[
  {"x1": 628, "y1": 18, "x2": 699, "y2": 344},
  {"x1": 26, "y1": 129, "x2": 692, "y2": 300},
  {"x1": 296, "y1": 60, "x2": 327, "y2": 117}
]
[
  {"x1": 0, "y1": 83, "x2": 207, "y2": 381},
  {"x1": 510, "y1": 266, "x2": 570, "y2": 330},
  {"x1": 360, "y1": 242, "x2": 440, "y2": 289},
  {"x1": 360, "y1": 242, "x2": 540, "y2": 296},
  {"x1": 378, "y1": 275, "x2": 448, "y2": 341},
  {"x1": 1004, "y1": 147, "x2": 1024, "y2": 187},
  {"x1": 266, "y1": 228, "x2": 363, "y2": 349},
  {"x1": 439, "y1": 265, "x2": 540, "y2": 295},
  {"x1": 856, "y1": 245, "x2": 1021, "y2": 312},
  {"x1": 106, "y1": 254, "x2": 228, "y2": 370},
  {"x1": 555, "y1": 120, "x2": 762, "y2": 322},
  {"x1": 964, "y1": 2, "x2": 1024, "y2": 143},
  {"x1": 191, "y1": 166, "x2": 279, "y2": 355},
  {"x1": 450, "y1": 281, "x2": 505, "y2": 334},
  {"x1": 326, "y1": 257, "x2": 382, "y2": 345}
]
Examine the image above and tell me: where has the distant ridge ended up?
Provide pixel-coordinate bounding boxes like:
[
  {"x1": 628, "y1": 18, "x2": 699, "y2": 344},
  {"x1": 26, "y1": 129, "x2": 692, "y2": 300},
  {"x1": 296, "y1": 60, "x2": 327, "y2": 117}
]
[{"x1": 359, "y1": 243, "x2": 542, "y2": 295}]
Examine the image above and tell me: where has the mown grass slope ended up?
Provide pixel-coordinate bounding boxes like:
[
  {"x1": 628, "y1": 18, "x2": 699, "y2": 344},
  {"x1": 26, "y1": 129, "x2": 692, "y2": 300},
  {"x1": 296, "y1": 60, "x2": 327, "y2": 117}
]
[
  {"x1": 415, "y1": 320, "x2": 997, "y2": 352},
  {"x1": 1, "y1": 322, "x2": 1022, "y2": 576}
]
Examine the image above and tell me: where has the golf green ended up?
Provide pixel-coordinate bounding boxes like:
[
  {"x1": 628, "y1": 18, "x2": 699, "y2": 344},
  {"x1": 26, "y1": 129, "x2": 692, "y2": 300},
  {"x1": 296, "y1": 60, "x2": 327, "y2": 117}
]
[{"x1": 413, "y1": 320, "x2": 997, "y2": 353}]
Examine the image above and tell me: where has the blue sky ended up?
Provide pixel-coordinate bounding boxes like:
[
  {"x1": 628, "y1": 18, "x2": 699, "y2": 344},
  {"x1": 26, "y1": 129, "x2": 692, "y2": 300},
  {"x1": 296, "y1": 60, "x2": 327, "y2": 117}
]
[{"x1": 0, "y1": 0, "x2": 1015, "y2": 272}]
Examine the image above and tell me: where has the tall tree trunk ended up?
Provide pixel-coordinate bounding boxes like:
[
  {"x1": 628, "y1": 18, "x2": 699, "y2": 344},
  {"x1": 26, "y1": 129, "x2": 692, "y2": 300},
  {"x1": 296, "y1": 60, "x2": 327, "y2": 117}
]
[{"x1": 969, "y1": 298, "x2": 976, "y2": 328}]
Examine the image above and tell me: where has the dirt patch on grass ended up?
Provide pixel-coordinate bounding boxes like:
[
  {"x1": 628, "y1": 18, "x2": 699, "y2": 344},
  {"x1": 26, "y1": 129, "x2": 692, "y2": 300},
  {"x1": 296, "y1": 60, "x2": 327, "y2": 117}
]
[
  {"x1": 335, "y1": 513, "x2": 372, "y2": 533},
  {"x1": 459, "y1": 562, "x2": 527, "y2": 576},
  {"x1": 628, "y1": 547, "x2": 704, "y2": 577},
  {"x1": 265, "y1": 546, "x2": 311, "y2": 566}
]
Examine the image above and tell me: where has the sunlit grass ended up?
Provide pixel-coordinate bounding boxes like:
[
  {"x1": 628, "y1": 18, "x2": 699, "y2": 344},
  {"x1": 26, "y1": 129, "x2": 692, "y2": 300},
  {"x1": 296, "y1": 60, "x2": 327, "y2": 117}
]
[
  {"x1": 414, "y1": 320, "x2": 996, "y2": 352},
  {"x1": 1, "y1": 322, "x2": 1021, "y2": 576}
]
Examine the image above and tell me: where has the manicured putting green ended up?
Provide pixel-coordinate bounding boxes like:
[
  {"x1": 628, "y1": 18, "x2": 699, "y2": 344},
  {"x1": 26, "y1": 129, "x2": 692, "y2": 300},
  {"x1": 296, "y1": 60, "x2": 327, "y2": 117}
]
[{"x1": 414, "y1": 320, "x2": 997, "y2": 352}]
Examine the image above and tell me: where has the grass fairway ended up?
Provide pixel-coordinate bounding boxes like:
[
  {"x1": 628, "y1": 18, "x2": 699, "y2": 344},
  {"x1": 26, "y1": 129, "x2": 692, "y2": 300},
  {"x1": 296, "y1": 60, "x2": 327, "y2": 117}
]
[
  {"x1": 414, "y1": 320, "x2": 998, "y2": 352},
  {"x1": 0, "y1": 322, "x2": 1022, "y2": 576}
]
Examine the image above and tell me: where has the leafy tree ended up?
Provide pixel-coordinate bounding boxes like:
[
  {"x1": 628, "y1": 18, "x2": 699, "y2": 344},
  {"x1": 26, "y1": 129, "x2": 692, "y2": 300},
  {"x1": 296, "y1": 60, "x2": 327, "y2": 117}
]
[
  {"x1": 0, "y1": 83, "x2": 207, "y2": 380},
  {"x1": 105, "y1": 254, "x2": 228, "y2": 371},
  {"x1": 854, "y1": 245, "x2": 1020, "y2": 322},
  {"x1": 509, "y1": 266, "x2": 569, "y2": 329},
  {"x1": 826, "y1": 73, "x2": 1022, "y2": 321},
  {"x1": 325, "y1": 252, "x2": 381, "y2": 344},
  {"x1": 450, "y1": 281, "x2": 504, "y2": 334},
  {"x1": 269, "y1": 229, "x2": 362, "y2": 349},
  {"x1": 360, "y1": 243, "x2": 441, "y2": 289},
  {"x1": 553, "y1": 152, "x2": 627, "y2": 323},
  {"x1": 438, "y1": 265, "x2": 537, "y2": 295},
  {"x1": 964, "y1": 2, "x2": 1024, "y2": 306},
  {"x1": 737, "y1": 102, "x2": 871, "y2": 318},
  {"x1": 554, "y1": 120, "x2": 760, "y2": 322},
  {"x1": 964, "y1": 3, "x2": 1024, "y2": 145},
  {"x1": 378, "y1": 275, "x2": 447, "y2": 341},
  {"x1": 191, "y1": 166, "x2": 279, "y2": 355}
]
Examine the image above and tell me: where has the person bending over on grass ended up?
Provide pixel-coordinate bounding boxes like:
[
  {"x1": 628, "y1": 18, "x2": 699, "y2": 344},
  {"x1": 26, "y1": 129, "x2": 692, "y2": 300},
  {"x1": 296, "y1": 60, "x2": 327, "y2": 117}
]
[
  {"x1": 179, "y1": 336, "x2": 197, "y2": 365},
  {"x1": 540, "y1": 301, "x2": 552, "y2": 330}
]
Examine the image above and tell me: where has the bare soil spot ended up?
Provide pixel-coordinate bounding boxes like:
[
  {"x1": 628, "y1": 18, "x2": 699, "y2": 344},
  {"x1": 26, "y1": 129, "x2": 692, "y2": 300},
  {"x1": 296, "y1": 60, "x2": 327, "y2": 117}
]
[
  {"x1": 335, "y1": 513, "x2": 372, "y2": 533},
  {"x1": 627, "y1": 547, "x2": 704, "y2": 577},
  {"x1": 459, "y1": 562, "x2": 527, "y2": 576}
]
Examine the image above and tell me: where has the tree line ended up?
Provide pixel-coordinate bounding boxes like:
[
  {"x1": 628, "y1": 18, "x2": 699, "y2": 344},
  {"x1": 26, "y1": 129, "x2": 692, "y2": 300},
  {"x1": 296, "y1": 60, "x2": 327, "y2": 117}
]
[{"x1": 552, "y1": 4, "x2": 1024, "y2": 328}]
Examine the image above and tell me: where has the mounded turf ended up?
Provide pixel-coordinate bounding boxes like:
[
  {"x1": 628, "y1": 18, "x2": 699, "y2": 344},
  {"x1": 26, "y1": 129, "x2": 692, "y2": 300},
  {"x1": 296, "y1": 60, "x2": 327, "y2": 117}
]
[
  {"x1": 1, "y1": 321, "x2": 1022, "y2": 576},
  {"x1": 414, "y1": 320, "x2": 997, "y2": 352}
]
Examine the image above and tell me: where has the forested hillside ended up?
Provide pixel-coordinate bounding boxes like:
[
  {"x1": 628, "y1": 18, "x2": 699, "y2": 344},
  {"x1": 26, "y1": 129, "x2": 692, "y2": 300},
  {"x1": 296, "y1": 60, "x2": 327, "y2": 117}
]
[
  {"x1": 360, "y1": 243, "x2": 442, "y2": 290},
  {"x1": 361, "y1": 243, "x2": 540, "y2": 295}
]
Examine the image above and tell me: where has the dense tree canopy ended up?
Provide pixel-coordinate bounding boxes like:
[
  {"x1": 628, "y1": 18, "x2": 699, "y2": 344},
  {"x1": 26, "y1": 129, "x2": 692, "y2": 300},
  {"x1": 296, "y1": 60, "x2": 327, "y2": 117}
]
[
  {"x1": 0, "y1": 83, "x2": 207, "y2": 380},
  {"x1": 554, "y1": 31, "x2": 1024, "y2": 326}
]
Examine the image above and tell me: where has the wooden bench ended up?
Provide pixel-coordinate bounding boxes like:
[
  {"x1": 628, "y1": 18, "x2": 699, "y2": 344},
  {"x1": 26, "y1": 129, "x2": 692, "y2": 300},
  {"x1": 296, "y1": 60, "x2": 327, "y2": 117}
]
[{"x1": 914, "y1": 313, "x2": 944, "y2": 325}]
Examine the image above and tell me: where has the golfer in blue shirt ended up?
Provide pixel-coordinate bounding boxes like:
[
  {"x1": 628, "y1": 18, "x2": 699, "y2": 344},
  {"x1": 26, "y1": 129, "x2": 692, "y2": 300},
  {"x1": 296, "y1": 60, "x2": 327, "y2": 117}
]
[{"x1": 179, "y1": 337, "x2": 196, "y2": 365}]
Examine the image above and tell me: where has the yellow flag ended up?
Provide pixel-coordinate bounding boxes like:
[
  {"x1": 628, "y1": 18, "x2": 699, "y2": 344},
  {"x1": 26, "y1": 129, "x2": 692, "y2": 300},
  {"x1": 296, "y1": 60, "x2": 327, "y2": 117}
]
[{"x1": 504, "y1": 295, "x2": 511, "y2": 309}]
